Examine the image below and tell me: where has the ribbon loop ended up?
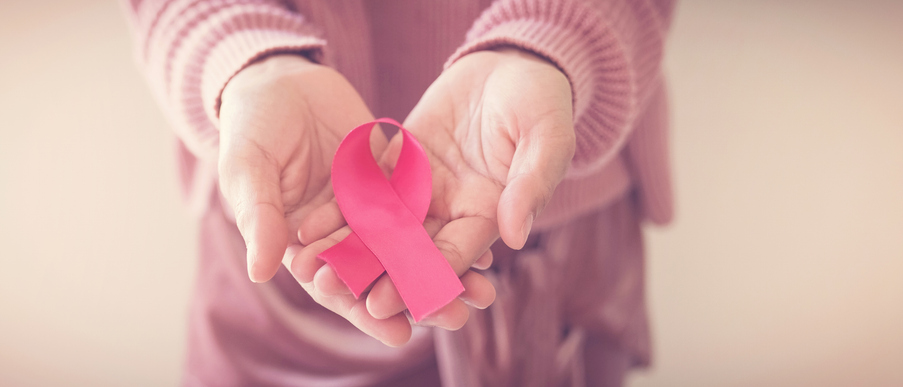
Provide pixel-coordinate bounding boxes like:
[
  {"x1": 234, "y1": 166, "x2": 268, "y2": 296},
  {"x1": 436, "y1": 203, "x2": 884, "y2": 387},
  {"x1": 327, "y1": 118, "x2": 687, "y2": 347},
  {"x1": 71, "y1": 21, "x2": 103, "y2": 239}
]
[{"x1": 318, "y1": 118, "x2": 464, "y2": 322}]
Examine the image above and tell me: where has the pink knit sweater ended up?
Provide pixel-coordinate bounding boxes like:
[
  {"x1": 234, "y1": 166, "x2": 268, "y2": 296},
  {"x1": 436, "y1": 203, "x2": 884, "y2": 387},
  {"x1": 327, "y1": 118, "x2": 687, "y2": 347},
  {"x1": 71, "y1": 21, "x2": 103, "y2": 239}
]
[{"x1": 125, "y1": 1, "x2": 674, "y2": 385}]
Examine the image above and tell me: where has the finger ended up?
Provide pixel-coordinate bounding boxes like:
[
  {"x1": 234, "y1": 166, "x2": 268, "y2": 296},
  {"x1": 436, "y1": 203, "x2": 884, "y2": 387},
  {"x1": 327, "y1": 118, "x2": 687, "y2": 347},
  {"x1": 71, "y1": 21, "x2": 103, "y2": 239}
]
[
  {"x1": 293, "y1": 248, "x2": 412, "y2": 346},
  {"x1": 459, "y1": 270, "x2": 496, "y2": 309},
  {"x1": 313, "y1": 263, "x2": 355, "y2": 296},
  {"x1": 422, "y1": 216, "x2": 445, "y2": 239},
  {"x1": 345, "y1": 302, "x2": 412, "y2": 347},
  {"x1": 498, "y1": 118, "x2": 575, "y2": 249},
  {"x1": 303, "y1": 226, "x2": 378, "y2": 297},
  {"x1": 300, "y1": 281, "x2": 412, "y2": 347},
  {"x1": 366, "y1": 215, "x2": 497, "y2": 319},
  {"x1": 433, "y1": 216, "x2": 499, "y2": 275},
  {"x1": 416, "y1": 299, "x2": 469, "y2": 331},
  {"x1": 366, "y1": 276, "x2": 405, "y2": 320},
  {"x1": 219, "y1": 145, "x2": 288, "y2": 283},
  {"x1": 289, "y1": 227, "x2": 350, "y2": 283},
  {"x1": 369, "y1": 274, "x2": 486, "y2": 330},
  {"x1": 297, "y1": 198, "x2": 345, "y2": 245},
  {"x1": 472, "y1": 249, "x2": 493, "y2": 270},
  {"x1": 282, "y1": 244, "x2": 303, "y2": 268},
  {"x1": 289, "y1": 235, "x2": 412, "y2": 345}
]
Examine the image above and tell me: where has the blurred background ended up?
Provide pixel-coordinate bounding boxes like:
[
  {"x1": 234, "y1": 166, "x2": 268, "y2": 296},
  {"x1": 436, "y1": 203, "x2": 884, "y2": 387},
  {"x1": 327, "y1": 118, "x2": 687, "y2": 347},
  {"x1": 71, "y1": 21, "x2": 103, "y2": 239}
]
[{"x1": 1, "y1": 0, "x2": 901, "y2": 386}]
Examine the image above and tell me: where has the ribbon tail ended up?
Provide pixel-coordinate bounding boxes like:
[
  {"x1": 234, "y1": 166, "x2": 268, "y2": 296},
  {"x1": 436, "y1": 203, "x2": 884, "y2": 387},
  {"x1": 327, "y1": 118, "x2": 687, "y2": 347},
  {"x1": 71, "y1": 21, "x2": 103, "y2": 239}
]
[{"x1": 318, "y1": 231, "x2": 385, "y2": 299}]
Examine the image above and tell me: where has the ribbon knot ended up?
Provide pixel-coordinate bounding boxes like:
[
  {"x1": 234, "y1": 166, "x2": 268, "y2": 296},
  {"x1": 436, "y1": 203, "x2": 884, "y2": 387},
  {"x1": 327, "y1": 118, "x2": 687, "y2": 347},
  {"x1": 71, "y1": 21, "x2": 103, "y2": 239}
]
[{"x1": 318, "y1": 118, "x2": 464, "y2": 322}]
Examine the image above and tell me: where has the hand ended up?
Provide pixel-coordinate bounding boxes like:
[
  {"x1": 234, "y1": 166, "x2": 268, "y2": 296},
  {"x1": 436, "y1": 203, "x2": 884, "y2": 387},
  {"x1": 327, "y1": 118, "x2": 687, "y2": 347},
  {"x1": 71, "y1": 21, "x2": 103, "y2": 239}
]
[
  {"x1": 369, "y1": 47, "x2": 577, "y2": 321},
  {"x1": 218, "y1": 54, "x2": 411, "y2": 344},
  {"x1": 296, "y1": 47, "x2": 575, "y2": 337},
  {"x1": 405, "y1": 47, "x2": 576, "y2": 249}
]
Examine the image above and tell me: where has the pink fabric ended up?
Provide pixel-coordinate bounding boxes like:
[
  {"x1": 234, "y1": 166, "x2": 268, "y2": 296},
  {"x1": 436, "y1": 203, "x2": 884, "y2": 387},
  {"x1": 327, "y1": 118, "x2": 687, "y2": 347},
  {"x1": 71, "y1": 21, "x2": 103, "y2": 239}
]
[{"x1": 124, "y1": 0, "x2": 674, "y2": 385}]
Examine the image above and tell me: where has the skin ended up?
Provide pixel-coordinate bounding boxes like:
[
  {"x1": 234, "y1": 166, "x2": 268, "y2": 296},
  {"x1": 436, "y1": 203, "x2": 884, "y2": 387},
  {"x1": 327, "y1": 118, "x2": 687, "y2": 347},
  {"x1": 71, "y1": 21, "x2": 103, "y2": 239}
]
[{"x1": 218, "y1": 47, "x2": 575, "y2": 347}]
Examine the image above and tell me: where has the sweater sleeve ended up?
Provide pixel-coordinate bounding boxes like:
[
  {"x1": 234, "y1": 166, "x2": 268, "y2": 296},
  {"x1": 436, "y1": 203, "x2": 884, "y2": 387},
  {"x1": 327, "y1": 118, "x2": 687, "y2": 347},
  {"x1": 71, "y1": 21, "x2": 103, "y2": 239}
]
[
  {"x1": 122, "y1": 0, "x2": 326, "y2": 163},
  {"x1": 446, "y1": 0, "x2": 674, "y2": 178}
]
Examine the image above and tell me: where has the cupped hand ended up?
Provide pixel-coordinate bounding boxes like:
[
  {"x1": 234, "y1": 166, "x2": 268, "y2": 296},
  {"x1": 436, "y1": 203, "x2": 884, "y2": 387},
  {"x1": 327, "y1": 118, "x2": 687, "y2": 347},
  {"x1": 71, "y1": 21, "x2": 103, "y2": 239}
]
[
  {"x1": 296, "y1": 47, "x2": 576, "y2": 333},
  {"x1": 218, "y1": 54, "x2": 412, "y2": 344},
  {"x1": 405, "y1": 47, "x2": 576, "y2": 253}
]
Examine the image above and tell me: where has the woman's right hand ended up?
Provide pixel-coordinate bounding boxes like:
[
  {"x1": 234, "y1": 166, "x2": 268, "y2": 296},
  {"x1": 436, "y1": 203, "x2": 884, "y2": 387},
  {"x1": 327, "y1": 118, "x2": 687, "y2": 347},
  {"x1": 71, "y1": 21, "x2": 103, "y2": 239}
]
[{"x1": 218, "y1": 54, "x2": 420, "y2": 345}]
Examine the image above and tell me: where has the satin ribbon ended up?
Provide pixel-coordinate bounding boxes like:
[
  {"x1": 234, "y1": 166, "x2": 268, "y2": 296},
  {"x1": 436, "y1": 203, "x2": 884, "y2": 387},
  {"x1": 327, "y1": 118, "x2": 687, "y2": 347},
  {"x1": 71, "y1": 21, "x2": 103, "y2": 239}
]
[{"x1": 318, "y1": 118, "x2": 464, "y2": 322}]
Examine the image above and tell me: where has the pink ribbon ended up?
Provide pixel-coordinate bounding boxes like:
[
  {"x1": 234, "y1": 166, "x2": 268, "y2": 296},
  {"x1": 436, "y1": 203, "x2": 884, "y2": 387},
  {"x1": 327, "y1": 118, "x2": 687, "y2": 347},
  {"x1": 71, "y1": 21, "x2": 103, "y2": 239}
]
[{"x1": 317, "y1": 118, "x2": 464, "y2": 322}]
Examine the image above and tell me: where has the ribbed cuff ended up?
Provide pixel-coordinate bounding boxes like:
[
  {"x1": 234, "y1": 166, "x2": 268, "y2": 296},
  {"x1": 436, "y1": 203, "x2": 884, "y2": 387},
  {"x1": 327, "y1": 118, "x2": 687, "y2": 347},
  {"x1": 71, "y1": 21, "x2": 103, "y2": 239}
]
[
  {"x1": 160, "y1": 2, "x2": 326, "y2": 162},
  {"x1": 196, "y1": 4, "x2": 326, "y2": 125},
  {"x1": 202, "y1": 30, "x2": 325, "y2": 122}
]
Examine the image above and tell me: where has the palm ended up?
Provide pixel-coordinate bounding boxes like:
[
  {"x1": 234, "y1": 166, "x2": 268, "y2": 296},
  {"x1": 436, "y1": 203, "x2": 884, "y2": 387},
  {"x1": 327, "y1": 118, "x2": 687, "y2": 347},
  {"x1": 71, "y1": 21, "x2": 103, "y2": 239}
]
[
  {"x1": 402, "y1": 48, "x2": 575, "y2": 258},
  {"x1": 218, "y1": 55, "x2": 377, "y2": 281},
  {"x1": 221, "y1": 56, "x2": 436, "y2": 346},
  {"x1": 221, "y1": 99, "x2": 333, "y2": 238}
]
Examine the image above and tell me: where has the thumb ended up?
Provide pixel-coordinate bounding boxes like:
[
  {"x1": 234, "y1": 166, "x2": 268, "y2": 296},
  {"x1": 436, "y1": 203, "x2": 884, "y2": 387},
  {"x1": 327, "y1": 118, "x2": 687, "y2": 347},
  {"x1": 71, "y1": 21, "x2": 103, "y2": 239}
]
[
  {"x1": 497, "y1": 119, "x2": 575, "y2": 249},
  {"x1": 218, "y1": 142, "x2": 288, "y2": 282}
]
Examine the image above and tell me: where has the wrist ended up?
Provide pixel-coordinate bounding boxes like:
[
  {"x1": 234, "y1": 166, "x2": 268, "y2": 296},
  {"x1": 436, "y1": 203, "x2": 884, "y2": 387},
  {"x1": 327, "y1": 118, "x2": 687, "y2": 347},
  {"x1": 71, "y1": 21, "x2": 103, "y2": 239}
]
[
  {"x1": 245, "y1": 53, "x2": 317, "y2": 73},
  {"x1": 454, "y1": 46, "x2": 565, "y2": 80},
  {"x1": 222, "y1": 54, "x2": 320, "y2": 104},
  {"x1": 491, "y1": 46, "x2": 554, "y2": 66}
]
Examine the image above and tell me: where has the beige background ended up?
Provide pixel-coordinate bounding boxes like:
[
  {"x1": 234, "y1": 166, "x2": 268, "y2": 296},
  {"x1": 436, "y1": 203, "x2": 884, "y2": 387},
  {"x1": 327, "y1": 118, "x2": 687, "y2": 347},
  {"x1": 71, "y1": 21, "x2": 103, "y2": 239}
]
[{"x1": 1, "y1": 0, "x2": 901, "y2": 386}]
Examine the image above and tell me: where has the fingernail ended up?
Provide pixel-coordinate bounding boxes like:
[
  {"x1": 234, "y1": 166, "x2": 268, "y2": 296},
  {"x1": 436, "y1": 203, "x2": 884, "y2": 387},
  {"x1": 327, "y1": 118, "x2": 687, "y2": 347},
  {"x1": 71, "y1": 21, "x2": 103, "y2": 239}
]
[
  {"x1": 521, "y1": 214, "x2": 534, "y2": 247},
  {"x1": 416, "y1": 312, "x2": 445, "y2": 328},
  {"x1": 248, "y1": 252, "x2": 268, "y2": 283},
  {"x1": 247, "y1": 255, "x2": 260, "y2": 283},
  {"x1": 459, "y1": 295, "x2": 484, "y2": 310},
  {"x1": 417, "y1": 316, "x2": 437, "y2": 327}
]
